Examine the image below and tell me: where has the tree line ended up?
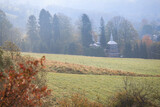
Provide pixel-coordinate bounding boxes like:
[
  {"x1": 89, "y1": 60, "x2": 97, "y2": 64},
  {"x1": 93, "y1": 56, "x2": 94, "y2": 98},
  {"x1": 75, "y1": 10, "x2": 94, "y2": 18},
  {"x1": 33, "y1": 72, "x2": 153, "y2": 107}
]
[
  {"x1": 23, "y1": 9, "x2": 139, "y2": 57},
  {"x1": 0, "y1": 10, "x2": 21, "y2": 47},
  {"x1": 0, "y1": 9, "x2": 160, "y2": 59}
]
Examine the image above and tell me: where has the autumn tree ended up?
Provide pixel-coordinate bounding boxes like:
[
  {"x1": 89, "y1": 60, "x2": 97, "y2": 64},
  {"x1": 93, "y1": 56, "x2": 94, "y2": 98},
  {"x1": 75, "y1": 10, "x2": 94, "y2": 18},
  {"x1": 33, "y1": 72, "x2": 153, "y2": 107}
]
[
  {"x1": 142, "y1": 35, "x2": 153, "y2": 58},
  {"x1": 142, "y1": 35, "x2": 152, "y2": 47}
]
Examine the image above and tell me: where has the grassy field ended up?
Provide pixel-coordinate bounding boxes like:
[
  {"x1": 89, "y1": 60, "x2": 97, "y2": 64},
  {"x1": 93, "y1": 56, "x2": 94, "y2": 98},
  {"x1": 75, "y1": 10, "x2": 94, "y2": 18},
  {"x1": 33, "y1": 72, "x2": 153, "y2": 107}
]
[
  {"x1": 47, "y1": 73, "x2": 160, "y2": 104},
  {"x1": 22, "y1": 52, "x2": 160, "y2": 104},
  {"x1": 23, "y1": 52, "x2": 160, "y2": 75}
]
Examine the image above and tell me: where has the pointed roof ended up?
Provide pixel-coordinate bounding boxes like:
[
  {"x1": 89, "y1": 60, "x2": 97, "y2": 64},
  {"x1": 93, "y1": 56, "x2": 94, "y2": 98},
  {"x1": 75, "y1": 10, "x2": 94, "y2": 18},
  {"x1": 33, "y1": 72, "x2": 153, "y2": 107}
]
[
  {"x1": 107, "y1": 33, "x2": 117, "y2": 45},
  {"x1": 110, "y1": 33, "x2": 113, "y2": 41}
]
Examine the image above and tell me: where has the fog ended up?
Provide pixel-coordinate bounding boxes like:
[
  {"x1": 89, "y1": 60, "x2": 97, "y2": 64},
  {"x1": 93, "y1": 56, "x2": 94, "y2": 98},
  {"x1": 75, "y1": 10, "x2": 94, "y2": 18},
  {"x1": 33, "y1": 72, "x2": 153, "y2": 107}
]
[
  {"x1": 0, "y1": 0, "x2": 160, "y2": 31},
  {"x1": 1, "y1": 1, "x2": 160, "y2": 106},
  {"x1": 1, "y1": 0, "x2": 160, "y2": 13}
]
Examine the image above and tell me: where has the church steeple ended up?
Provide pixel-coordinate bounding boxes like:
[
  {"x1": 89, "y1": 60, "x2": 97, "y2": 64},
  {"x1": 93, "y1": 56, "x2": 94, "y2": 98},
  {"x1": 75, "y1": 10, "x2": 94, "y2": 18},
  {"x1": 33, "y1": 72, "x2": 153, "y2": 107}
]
[
  {"x1": 107, "y1": 33, "x2": 117, "y2": 45},
  {"x1": 107, "y1": 32, "x2": 119, "y2": 57},
  {"x1": 110, "y1": 33, "x2": 113, "y2": 41}
]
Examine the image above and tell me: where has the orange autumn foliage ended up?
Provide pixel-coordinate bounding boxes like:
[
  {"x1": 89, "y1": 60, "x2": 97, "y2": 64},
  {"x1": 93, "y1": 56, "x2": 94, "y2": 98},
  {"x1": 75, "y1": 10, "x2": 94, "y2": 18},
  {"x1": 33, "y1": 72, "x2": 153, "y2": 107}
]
[
  {"x1": 0, "y1": 56, "x2": 51, "y2": 107},
  {"x1": 142, "y1": 35, "x2": 153, "y2": 48}
]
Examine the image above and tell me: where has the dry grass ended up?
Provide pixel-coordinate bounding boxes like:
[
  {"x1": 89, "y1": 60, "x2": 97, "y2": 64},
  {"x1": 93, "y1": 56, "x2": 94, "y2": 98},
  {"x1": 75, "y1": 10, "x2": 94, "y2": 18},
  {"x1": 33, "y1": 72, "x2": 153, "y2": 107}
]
[
  {"x1": 23, "y1": 52, "x2": 160, "y2": 75},
  {"x1": 46, "y1": 60, "x2": 160, "y2": 77},
  {"x1": 57, "y1": 93, "x2": 104, "y2": 107}
]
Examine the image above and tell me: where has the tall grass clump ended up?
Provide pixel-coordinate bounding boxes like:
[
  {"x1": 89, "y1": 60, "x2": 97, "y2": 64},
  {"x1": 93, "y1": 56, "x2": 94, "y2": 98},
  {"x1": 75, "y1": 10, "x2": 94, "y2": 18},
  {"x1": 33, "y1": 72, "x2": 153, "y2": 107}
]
[{"x1": 108, "y1": 77, "x2": 160, "y2": 107}]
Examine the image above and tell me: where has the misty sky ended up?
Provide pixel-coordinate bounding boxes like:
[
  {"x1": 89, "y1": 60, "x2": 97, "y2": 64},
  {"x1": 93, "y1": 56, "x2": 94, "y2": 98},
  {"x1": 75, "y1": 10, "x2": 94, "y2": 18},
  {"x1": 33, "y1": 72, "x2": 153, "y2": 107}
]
[{"x1": 1, "y1": 0, "x2": 160, "y2": 12}]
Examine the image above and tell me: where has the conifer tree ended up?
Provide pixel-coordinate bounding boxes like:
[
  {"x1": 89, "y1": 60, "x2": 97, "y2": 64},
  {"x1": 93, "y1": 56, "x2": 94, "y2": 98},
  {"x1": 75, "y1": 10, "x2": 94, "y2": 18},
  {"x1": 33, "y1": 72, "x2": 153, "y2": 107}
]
[
  {"x1": 133, "y1": 43, "x2": 139, "y2": 58},
  {"x1": 100, "y1": 17, "x2": 106, "y2": 48},
  {"x1": 81, "y1": 14, "x2": 93, "y2": 47},
  {"x1": 27, "y1": 15, "x2": 39, "y2": 52},
  {"x1": 27, "y1": 15, "x2": 39, "y2": 41},
  {"x1": 52, "y1": 14, "x2": 60, "y2": 41},
  {"x1": 140, "y1": 41, "x2": 148, "y2": 59},
  {"x1": 39, "y1": 9, "x2": 52, "y2": 52},
  {"x1": 123, "y1": 42, "x2": 132, "y2": 58}
]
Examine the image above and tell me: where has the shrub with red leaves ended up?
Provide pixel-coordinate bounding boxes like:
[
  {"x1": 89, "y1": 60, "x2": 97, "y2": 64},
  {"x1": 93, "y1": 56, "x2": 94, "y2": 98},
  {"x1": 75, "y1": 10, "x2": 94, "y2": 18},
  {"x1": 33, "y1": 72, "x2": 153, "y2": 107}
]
[{"x1": 0, "y1": 56, "x2": 51, "y2": 107}]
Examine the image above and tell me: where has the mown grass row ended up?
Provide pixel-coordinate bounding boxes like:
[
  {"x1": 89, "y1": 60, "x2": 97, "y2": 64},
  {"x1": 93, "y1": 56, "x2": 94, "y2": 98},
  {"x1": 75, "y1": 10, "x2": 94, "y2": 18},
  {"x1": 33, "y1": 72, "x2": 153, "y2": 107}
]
[
  {"x1": 23, "y1": 52, "x2": 160, "y2": 75},
  {"x1": 46, "y1": 60, "x2": 160, "y2": 77}
]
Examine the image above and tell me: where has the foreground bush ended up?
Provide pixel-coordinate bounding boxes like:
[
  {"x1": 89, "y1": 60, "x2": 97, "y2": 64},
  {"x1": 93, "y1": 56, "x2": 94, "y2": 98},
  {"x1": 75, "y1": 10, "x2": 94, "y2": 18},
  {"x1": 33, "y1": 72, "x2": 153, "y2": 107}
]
[
  {"x1": 2, "y1": 41, "x2": 20, "y2": 60},
  {"x1": 0, "y1": 48, "x2": 3, "y2": 71},
  {"x1": 0, "y1": 41, "x2": 20, "y2": 72},
  {"x1": 0, "y1": 56, "x2": 51, "y2": 106},
  {"x1": 58, "y1": 93, "x2": 104, "y2": 107},
  {"x1": 108, "y1": 77, "x2": 160, "y2": 107}
]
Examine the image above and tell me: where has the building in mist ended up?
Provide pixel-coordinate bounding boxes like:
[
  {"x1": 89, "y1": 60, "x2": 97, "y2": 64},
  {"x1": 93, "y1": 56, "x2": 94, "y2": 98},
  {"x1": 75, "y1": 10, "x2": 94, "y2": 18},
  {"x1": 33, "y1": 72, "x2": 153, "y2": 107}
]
[
  {"x1": 106, "y1": 33, "x2": 119, "y2": 57},
  {"x1": 89, "y1": 31, "x2": 101, "y2": 48}
]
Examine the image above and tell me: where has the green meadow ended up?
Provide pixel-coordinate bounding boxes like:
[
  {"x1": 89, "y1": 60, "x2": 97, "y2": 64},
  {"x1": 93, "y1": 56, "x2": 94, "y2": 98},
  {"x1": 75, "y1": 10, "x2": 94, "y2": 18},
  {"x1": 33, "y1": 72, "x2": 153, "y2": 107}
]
[
  {"x1": 47, "y1": 73, "x2": 160, "y2": 103},
  {"x1": 23, "y1": 52, "x2": 160, "y2": 75},
  {"x1": 23, "y1": 52, "x2": 160, "y2": 103}
]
